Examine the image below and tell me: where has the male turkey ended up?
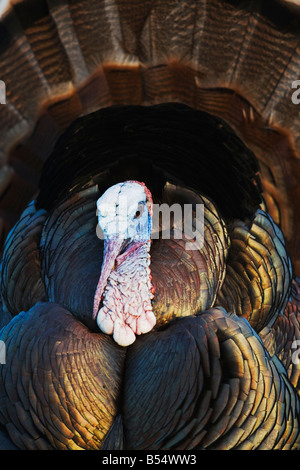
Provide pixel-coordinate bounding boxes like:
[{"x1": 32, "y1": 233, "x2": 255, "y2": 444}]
[{"x1": 0, "y1": 0, "x2": 299, "y2": 451}]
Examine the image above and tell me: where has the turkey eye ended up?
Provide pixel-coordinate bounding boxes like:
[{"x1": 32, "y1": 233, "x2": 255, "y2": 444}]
[{"x1": 134, "y1": 203, "x2": 144, "y2": 219}]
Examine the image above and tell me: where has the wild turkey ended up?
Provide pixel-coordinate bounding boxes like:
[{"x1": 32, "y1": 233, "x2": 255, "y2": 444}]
[{"x1": 0, "y1": 0, "x2": 299, "y2": 450}]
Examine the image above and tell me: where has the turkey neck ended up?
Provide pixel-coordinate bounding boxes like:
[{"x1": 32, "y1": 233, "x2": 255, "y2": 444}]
[{"x1": 96, "y1": 241, "x2": 156, "y2": 347}]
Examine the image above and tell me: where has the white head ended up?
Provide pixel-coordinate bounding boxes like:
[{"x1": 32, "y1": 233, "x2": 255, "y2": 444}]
[{"x1": 97, "y1": 181, "x2": 153, "y2": 242}]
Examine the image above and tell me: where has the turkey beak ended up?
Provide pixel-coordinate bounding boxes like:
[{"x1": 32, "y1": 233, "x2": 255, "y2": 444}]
[{"x1": 93, "y1": 237, "x2": 126, "y2": 319}]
